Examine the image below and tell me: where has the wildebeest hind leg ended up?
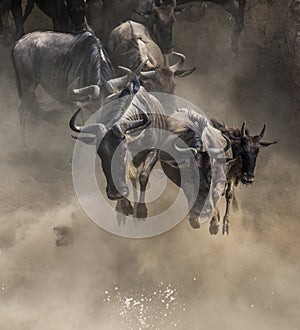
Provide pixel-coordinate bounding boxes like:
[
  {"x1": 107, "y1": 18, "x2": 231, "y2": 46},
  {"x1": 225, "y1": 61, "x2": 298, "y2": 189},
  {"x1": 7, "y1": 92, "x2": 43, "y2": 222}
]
[{"x1": 209, "y1": 209, "x2": 220, "y2": 235}]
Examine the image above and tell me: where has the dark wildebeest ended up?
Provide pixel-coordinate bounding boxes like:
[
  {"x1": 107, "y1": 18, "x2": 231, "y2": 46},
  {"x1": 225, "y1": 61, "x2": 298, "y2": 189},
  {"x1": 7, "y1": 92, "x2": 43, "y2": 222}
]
[
  {"x1": 176, "y1": 0, "x2": 273, "y2": 54},
  {"x1": 208, "y1": 119, "x2": 276, "y2": 235},
  {"x1": 108, "y1": 20, "x2": 195, "y2": 94},
  {"x1": 0, "y1": 0, "x2": 24, "y2": 38},
  {"x1": 160, "y1": 108, "x2": 231, "y2": 229},
  {"x1": 11, "y1": 30, "x2": 120, "y2": 146},
  {"x1": 22, "y1": 0, "x2": 88, "y2": 33},
  {"x1": 69, "y1": 74, "x2": 183, "y2": 218}
]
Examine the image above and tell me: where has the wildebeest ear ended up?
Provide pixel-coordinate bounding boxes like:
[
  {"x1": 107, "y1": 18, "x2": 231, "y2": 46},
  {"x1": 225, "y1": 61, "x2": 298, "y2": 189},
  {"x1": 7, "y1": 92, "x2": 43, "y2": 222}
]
[
  {"x1": 259, "y1": 141, "x2": 277, "y2": 147},
  {"x1": 174, "y1": 67, "x2": 196, "y2": 78}
]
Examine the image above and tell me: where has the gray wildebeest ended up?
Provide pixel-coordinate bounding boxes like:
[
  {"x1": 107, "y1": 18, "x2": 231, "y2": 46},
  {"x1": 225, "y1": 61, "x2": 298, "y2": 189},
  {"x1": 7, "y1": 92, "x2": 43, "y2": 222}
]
[
  {"x1": 160, "y1": 108, "x2": 231, "y2": 229},
  {"x1": 208, "y1": 119, "x2": 277, "y2": 235},
  {"x1": 22, "y1": 0, "x2": 89, "y2": 33},
  {"x1": 69, "y1": 74, "x2": 189, "y2": 219},
  {"x1": 176, "y1": 0, "x2": 274, "y2": 54},
  {"x1": 11, "y1": 30, "x2": 119, "y2": 146},
  {"x1": 108, "y1": 20, "x2": 195, "y2": 94}
]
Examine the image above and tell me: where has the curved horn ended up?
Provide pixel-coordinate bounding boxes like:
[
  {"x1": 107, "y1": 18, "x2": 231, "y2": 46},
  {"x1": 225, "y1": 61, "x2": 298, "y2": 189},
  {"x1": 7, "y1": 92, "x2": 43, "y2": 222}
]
[
  {"x1": 241, "y1": 121, "x2": 246, "y2": 138},
  {"x1": 72, "y1": 85, "x2": 101, "y2": 100},
  {"x1": 170, "y1": 52, "x2": 186, "y2": 72},
  {"x1": 105, "y1": 69, "x2": 133, "y2": 93},
  {"x1": 112, "y1": 119, "x2": 146, "y2": 138},
  {"x1": 207, "y1": 134, "x2": 231, "y2": 157},
  {"x1": 69, "y1": 108, "x2": 107, "y2": 137},
  {"x1": 140, "y1": 69, "x2": 156, "y2": 79},
  {"x1": 257, "y1": 123, "x2": 266, "y2": 142},
  {"x1": 118, "y1": 66, "x2": 141, "y2": 90}
]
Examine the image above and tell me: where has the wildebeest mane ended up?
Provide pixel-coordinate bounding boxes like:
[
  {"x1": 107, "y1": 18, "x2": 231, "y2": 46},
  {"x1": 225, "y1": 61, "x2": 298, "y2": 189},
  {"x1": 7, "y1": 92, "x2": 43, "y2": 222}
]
[{"x1": 54, "y1": 31, "x2": 114, "y2": 92}]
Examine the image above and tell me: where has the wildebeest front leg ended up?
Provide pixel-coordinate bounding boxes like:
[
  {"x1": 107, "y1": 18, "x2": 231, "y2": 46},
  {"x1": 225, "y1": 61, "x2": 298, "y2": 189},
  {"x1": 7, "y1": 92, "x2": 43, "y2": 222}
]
[
  {"x1": 116, "y1": 198, "x2": 134, "y2": 227},
  {"x1": 11, "y1": 0, "x2": 24, "y2": 38},
  {"x1": 135, "y1": 149, "x2": 158, "y2": 219},
  {"x1": 222, "y1": 181, "x2": 234, "y2": 235}
]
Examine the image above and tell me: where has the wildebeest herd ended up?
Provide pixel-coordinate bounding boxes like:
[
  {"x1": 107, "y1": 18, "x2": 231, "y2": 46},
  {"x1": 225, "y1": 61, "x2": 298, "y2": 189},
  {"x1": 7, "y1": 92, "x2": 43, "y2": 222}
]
[{"x1": 3, "y1": 0, "x2": 277, "y2": 235}]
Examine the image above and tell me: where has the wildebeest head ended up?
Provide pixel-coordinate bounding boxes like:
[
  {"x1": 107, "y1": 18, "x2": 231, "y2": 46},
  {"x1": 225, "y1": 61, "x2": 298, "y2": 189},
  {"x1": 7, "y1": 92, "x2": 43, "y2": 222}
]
[
  {"x1": 140, "y1": 52, "x2": 195, "y2": 94},
  {"x1": 231, "y1": 122, "x2": 277, "y2": 185}
]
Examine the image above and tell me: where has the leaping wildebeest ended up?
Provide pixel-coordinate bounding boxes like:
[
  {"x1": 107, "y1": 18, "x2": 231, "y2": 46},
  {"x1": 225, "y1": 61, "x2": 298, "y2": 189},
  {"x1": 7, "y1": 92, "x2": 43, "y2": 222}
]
[
  {"x1": 69, "y1": 74, "x2": 175, "y2": 218},
  {"x1": 160, "y1": 108, "x2": 231, "y2": 229},
  {"x1": 11, "y1": 30, "x2": 124, "y2": 146},
  {"x1": 160, "y1": 109, "x2": 276, "y2": 234},
  {"x1": 108, "y1": 20, "x2": 195, "y2": 94}
]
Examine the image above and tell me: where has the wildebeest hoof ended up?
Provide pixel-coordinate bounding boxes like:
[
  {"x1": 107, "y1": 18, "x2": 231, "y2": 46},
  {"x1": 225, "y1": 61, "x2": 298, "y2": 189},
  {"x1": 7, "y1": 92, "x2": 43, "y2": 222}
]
[
  {"x1": 116, "y1": 199, "x2": 134, "y2": 216},
  {"x1": 53, "y1": 226, "x2": 72, "y2": 246},
  {"x1": 209, "y1": 217, "x2": 220, "y2": 235},
  {"x1": 189, "y1": 217, "x2": 200, "y2": 229},
  {"x1": 135, "y1": 204, "x2": 148, "y2": 219}
]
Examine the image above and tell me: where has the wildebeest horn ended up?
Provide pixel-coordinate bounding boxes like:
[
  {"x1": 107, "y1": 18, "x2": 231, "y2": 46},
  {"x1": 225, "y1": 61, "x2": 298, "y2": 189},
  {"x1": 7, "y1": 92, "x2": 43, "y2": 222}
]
[
  {"x1": 140, "y1": 69, "x2": 156, "y2": 79},
  {"x1": 118, "y1": 66, "x2": 141, "y2": 90},
  {"x1": 257, "y1": 123, "x2": 266, "y2": 141},
  {"x1": 69, "y1": 108, "x2": 107, "y2": 137},
  {"x1": 170, "y1": 52, "x2": 186, "y2": 72},
  {"x1": 72, "y1": 85, "x2": 101, "y2": 100},
  {"x1": 259, "y1": 141, "x2": 277, "y2": 147},
  {"x1": 105, "y1": 67, "x2": 136, "y2": 93},
  {"x1": 241, "y1": 121, "x2": 246, "y2": 137},
  {"x1": 207, "y1": 134, "x2": 231, "y2": 157}
]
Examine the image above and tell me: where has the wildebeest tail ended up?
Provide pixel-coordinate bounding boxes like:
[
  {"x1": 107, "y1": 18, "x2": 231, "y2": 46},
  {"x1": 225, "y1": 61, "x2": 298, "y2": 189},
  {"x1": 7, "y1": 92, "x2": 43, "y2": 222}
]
[{"x1": 10, "y1": 47, "x2": 22, "y2": 99}]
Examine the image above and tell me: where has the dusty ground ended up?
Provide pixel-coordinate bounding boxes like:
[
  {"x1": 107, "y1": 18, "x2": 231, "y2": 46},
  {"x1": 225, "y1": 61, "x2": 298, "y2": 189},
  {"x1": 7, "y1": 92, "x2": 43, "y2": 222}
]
[{"x1": 0, "y1": 1, "x2": 299, "y2": 329}]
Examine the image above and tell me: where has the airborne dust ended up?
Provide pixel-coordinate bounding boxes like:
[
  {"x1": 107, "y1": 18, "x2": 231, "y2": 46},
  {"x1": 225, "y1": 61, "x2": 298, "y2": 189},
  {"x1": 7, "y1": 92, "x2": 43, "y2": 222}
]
[{"x1": 0, "y1": 1, "x2": 299, "y2": 329}]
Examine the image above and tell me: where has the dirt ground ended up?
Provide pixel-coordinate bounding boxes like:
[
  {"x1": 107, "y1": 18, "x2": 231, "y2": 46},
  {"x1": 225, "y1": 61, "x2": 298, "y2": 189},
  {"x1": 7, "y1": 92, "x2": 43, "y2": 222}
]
[{"x1": 0, "y1": 1, "x2": 299, "y2": 329}]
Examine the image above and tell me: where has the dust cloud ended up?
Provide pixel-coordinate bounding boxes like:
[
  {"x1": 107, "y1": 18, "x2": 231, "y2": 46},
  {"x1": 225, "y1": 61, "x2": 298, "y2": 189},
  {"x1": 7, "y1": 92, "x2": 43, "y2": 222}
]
[{"x1": 0, "y1": 1, "x2": 299, "y2": 329}]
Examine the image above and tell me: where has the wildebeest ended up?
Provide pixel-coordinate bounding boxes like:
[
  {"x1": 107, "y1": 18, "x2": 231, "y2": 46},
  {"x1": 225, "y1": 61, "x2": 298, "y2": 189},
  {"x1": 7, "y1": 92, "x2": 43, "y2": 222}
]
[
  {"x1": 160, "y1": 109, "x2": 276, "y2": 233},
  {"x1": 22, "y1": 0, "x2": 88, "y2": 33},
  {"x1": 11, "y1": 30, "x2": 118, "y2": 146},
  {"x1": 160, "y1": 108, "x2": 231, "y2": 229},
  {"x1": 176, "y1": 0, "x2": 273, "y2": 53},
  {"x1": 0, "y1": 0, "x2": 24, "y2": 38},
  {"x1": 69, "y1": 74, "x2": 177, "y2": 218},
  {"x1": 108, "y1": 20, "x2": 195, "y2": 94},
  {"x1": 208, "y1": 119, "x2": 276, "y2": 235}
]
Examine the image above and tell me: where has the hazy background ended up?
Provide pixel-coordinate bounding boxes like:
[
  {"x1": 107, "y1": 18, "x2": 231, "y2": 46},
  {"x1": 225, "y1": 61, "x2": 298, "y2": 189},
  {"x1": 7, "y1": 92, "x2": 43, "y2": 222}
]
[{"x1": 0, "y1": 1, "x2": 299, "y2": 329}]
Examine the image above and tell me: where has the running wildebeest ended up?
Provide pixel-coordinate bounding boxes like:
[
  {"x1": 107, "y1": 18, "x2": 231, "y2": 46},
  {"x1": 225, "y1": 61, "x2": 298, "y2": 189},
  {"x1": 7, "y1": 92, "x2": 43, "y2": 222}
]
[
  {"x1": 108, "y1": 20, "x2": 195, "y2": 94},
  {"x1": 208, "y1": 120, "x2": 277, "y2": 235},
  {"x1": 11, "y1": 30, "x2": 124, "y2": 146},
  {"x1": 0, "y1": 0, "x2": 24, "y2": 38},
  {"x1": 22, "y1": 0, "x2": 88, "y2": 33},
  {"x1": 176, "y1": 0, "x2": 274, "y2": 53}
]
